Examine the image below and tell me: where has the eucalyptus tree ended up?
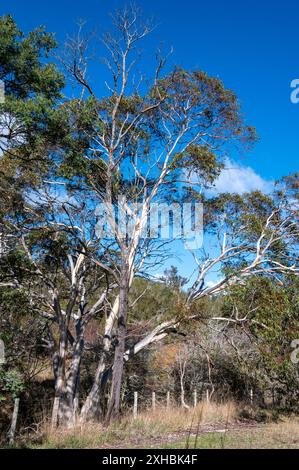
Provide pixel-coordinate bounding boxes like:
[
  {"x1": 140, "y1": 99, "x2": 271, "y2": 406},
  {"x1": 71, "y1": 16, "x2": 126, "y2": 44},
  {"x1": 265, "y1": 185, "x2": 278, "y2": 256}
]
[
  {"x1": 128, "y1": 186, "x2": 299, "y2": 362},
  {"x1": 0, "y1": 15, "x2": 111, "y2": 426},
  {"x1": 57, "y1": 5, "x2": 256, "y2": 423},
  {"x1": 3, "y1": 9, "x2": 297, "y2": 428}
]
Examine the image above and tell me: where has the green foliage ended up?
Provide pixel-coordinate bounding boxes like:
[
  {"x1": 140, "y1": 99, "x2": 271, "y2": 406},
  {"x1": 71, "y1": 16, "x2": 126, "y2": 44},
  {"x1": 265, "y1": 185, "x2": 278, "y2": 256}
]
[
  {"x1": 0, "y1": 15, "x2": 63, "y2": 99},
  {"x1": 222, "y1": 277, "x2": 299, "y2": 402},
  {"x1": 155, "y1": 68, "x2": 257, "y2": 146},
  {"x1": 170, "y1": 145, "x2": 223, "y2": 185},
  {"x1": 0, "y1": 369, "x2": 24, "y2": 400},
  {"x1": 129, "y1": 276, "x2": 182, "y2": 322},
  {"x1": 0, "y1": 14, "x2": 68, "y2": 233}
]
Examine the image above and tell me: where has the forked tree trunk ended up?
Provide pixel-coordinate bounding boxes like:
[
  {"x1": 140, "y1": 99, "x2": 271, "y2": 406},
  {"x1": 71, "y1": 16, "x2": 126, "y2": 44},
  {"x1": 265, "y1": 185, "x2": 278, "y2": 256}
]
[
  {"x1": 80, "y1": 355, "x2": 106, "y2": 422},
  {"x1": 57, "y1": 394, "x2": 75, "y2": 427},
  {"x1": 105, "y1": 275, "x2": 129, "y2": 423},
  {"x1": 51, "y1": 330, "x2": 83, "y2": 428},
  {"x1": 52, "y1": 364, "x2": 75, "y2": 428},
  {"x1": 79, "y1": 310, "x2": 116, "y2": 423}
]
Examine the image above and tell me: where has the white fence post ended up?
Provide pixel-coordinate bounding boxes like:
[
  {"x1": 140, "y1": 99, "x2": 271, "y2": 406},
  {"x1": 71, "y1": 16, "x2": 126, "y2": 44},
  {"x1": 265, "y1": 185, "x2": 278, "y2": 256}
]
[
  {"x1": 133, "y1": 391, "x2": 138, "y2": 419},
  {"x1": 8, "y1": 398, "x2": 20, "y2": 445},
  {"x1": 152, "y1": 391, "x2": 156, "y2": 411},
  {"x1": 193, "y1": 389, "x2": 197, "y2": 408},
  {"x1": 250, "y1": 388, "x2": 253, "y2": 405},
  {"x1": 166, "y1": 391, "x2": 170, "y2": 409},
  {"x1": 51, "y1": 397, "x2": 60, "y2": 429}
]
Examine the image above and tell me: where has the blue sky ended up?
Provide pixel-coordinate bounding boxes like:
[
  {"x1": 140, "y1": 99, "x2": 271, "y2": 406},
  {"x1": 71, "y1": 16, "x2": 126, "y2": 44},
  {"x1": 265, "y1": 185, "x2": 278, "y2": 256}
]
[
  {"x1": 5, "y1": 0, "x2": 299, "y2": 181},
  {"x1": 3, "y1": 0, "x2": 299, "y2": 281}
]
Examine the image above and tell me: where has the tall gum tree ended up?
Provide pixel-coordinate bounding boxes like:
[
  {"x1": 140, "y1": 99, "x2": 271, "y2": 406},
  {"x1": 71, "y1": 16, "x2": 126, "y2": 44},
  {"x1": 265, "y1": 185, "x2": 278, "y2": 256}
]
[
  {"x1": 3, "y1": 9, "x2": 298, "y2": 428},
  {"x1": 56, "y1": 6, "x2": 257, "y2": 423}
]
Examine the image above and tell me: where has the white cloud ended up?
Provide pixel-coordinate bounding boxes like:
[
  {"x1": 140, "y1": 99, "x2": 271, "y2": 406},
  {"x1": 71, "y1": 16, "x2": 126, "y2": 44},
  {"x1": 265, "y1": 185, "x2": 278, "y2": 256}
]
[{"x1": 210, "y1": 159, "x2": 273, "y2": 195}]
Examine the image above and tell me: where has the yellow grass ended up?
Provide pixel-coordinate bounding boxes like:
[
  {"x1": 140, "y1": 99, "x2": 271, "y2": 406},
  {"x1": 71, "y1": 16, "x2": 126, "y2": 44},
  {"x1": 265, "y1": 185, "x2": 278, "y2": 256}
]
[
  {"x1": 131, "y1": 400, "x2": 238, "y2": 431},
  {"x1": 33, "y1": 401, "x2": 239, "y2": 449}
]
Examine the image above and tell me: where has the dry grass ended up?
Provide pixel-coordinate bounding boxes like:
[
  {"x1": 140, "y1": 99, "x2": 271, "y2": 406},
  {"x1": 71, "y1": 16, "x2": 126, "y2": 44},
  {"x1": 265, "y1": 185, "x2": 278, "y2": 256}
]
[
  {"x1": 29, "y1": 401, "x2": 239, "y2": 449},
  {"x1": 261, "y1": 419, "x2": 299, "y2": 447},
  {"x1": 132, "y1": 400, "x2": 238, "y2": 432}
]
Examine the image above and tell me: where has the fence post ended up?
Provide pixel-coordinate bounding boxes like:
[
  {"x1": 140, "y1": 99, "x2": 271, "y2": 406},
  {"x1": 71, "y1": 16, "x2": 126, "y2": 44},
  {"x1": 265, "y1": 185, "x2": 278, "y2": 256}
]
[
  {"x1": 152, "y1": 391, "x2": 156, "y2": 411},
  {"x1": 51, "y1": 396, "x2": 60, "y2": 429},
  {"x1": 8, "y1": 398, "x2": 20, "y2": 445},
  {"x1": 166, "y1": 391, "x2": 170, "y2": 409},
  {"x1": 250, "y1": 388, "x2": 253, "y2": 406},
  {"x1": 133, "y1": 391, "x2": 138, "y2": 419},
  {"x1": 193, "y1": 389, "x2": 197, "y2": 408}
]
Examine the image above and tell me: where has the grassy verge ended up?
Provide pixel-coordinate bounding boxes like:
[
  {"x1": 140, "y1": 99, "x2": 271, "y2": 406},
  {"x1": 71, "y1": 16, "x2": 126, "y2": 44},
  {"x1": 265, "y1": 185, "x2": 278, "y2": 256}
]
[
  {"x1": 18, "y1": 401, "x2": 298, "y2": 449},
  {"x1": 28, "y1": 401, "x2": 238, "y2": 448},
  {"x1": 164, "y1": 419, "x2": 299, "y2": 449}
]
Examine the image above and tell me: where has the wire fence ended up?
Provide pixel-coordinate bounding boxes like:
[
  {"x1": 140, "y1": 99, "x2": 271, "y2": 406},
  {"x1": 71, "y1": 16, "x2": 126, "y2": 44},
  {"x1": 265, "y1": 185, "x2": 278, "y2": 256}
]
[{"x1": 1, "y1": 383, "x2": 265, "y2": 445}]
